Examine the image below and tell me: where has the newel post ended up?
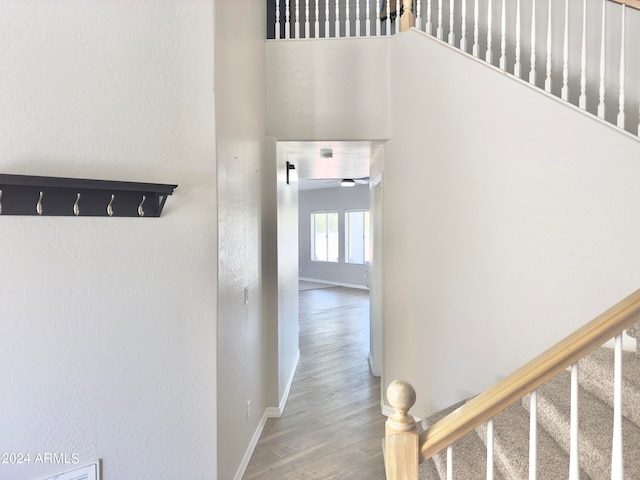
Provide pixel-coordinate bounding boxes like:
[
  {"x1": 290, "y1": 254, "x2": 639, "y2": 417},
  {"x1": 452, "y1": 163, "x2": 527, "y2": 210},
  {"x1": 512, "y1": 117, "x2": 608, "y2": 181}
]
[
  {"x1": 385, "y1": 380, "x2": 419, "y2": 480},
  {"x1": 400, "y1": 0, "x2": 415, "y2": 32}
]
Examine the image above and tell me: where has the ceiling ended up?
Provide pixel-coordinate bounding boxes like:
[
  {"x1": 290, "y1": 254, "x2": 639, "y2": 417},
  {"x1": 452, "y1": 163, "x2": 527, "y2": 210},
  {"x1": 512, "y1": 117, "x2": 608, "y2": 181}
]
[{"x1": 280, "y1": 140, "x2": 378, "y2": 191}]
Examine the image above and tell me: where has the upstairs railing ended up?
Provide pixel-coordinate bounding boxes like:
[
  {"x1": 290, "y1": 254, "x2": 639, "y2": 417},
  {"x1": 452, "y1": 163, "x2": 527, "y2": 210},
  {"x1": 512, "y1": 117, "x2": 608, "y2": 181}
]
[
  {"x1": 268, "y1": 0, "x2": 640, "y2": 137},
  {"x1": 384, "y1": 289, "x2": 640, "y2": 479}
]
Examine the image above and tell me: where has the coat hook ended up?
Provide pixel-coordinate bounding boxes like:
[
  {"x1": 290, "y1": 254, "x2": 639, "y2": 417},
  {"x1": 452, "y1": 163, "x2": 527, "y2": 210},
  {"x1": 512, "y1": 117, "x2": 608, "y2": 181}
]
[
  {"x1": 73, "y1": 193, "x2": 81, "y2": 216},
  {"x1": 107, "y1": 194, "x2": 115, "y2": 217},
  {"x1": 36, "y1": 191, "x2": 44, "y2": 216},
  {"x1": 138, "y1": 195, "x2": 146, "y2": 217}
]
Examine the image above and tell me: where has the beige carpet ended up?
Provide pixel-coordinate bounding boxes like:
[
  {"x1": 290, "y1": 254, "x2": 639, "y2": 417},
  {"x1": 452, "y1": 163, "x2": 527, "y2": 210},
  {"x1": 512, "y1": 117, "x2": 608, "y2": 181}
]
[{"x1": 416, "y1": 346, "x2": 640, "y2": 479}]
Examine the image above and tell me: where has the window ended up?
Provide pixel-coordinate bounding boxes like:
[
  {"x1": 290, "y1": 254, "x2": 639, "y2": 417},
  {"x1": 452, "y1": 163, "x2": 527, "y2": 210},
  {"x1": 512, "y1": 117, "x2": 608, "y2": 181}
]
[
  {"x1": 311, "y1": 212, "x2": 339, "y2": 262},
  {"x1": 345, "y1": 210, "x2": 371, "y2": 265}
]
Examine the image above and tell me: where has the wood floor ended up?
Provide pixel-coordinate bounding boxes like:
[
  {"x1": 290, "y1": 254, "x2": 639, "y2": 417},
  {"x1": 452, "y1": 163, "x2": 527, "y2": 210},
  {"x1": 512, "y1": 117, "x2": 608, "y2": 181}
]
[{"x1": 242, "y1": 286, "x2": 387, "y2": 479}]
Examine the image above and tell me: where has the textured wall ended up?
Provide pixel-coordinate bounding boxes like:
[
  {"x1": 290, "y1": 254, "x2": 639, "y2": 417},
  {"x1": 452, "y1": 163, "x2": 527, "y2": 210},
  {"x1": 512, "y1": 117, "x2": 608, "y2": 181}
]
[
  {"x1": 215, "y1": 0, "x2": 268, "y2": 479},
  {"x1": 266, "y1": 36, "x2": 391, "y2": 141},
  {"x1": 385, "y1": 29, "x2": 640, "y2": 418},
  {"x1": 0, "y1": 2, "x2": 217, "y2": 480}
]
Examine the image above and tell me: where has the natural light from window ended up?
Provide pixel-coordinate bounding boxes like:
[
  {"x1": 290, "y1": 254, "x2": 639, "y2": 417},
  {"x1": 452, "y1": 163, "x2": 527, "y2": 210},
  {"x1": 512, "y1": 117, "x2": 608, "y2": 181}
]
[
  {"x1": 345, "y1": 210, "x2": 370, "y2": 265},
  {"x1": 311, "y1": 211, "x2": 339, "y2": 262}
]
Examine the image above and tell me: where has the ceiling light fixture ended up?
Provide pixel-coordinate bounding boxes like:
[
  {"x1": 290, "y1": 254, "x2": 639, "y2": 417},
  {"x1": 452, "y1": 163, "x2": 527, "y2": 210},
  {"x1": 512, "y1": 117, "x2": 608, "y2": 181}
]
[{"x1": 340, "y1": 179, "x2": 356, "y2": 187}]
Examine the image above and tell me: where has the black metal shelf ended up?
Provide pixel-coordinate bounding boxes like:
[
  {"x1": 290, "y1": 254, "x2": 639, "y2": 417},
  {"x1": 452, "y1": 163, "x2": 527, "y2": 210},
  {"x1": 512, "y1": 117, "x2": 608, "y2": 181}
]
[{"x1": 0, "y1": 174, "x2": 177, "y2": 217}]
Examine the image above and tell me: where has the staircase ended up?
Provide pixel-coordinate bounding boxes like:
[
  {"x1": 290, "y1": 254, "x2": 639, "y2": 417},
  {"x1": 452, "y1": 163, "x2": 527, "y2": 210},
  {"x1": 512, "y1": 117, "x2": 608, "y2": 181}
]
[{"x1": 418, "y1": 346, "x2": 640, "y2": 479}]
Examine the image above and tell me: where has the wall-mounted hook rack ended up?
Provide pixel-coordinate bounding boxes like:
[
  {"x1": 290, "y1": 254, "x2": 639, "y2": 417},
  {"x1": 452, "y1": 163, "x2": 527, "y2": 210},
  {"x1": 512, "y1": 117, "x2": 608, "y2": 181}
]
[{"x1": 0, "y1": 174, "x2": 177, "y2": 217}]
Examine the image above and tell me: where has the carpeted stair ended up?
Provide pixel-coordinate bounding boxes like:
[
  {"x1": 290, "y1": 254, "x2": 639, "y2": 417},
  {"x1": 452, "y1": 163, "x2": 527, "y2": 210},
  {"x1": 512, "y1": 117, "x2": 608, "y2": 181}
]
[{"x1": 417, "y1": 346, "x2": 640, "y2": 479}]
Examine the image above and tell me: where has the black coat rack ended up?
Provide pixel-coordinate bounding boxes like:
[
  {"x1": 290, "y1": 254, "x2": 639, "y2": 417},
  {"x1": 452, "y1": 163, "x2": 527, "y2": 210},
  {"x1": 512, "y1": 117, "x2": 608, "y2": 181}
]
[{"x1": 0, "y1": 174, "x2": 177, "y2": 217}]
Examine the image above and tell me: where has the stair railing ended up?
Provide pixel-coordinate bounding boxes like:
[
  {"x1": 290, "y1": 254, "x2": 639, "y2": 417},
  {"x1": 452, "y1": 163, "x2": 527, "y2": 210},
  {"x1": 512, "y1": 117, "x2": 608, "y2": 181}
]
[
  {"x1": 269, "y1": 0, "x2": 640, "y2": 137},
  {"x1": 384, "y1": 288, "x2": 640, "y2": 479}
]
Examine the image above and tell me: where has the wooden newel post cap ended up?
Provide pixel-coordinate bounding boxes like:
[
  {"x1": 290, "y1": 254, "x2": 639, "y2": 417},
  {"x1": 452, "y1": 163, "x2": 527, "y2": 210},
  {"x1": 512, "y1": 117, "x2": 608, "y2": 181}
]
[{"x1": 386, "y1": 379, "x2": 417, "y2": 431}]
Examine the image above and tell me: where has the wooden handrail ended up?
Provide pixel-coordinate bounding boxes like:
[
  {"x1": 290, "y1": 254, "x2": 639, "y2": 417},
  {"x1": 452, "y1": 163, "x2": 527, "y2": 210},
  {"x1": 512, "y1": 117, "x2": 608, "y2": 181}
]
[
  {"x1": 417, "y1": 288, "x2": 640, "y2": 462},
  {"x1": 611, "y1": 0, "x2": 640, "y2": 11}
]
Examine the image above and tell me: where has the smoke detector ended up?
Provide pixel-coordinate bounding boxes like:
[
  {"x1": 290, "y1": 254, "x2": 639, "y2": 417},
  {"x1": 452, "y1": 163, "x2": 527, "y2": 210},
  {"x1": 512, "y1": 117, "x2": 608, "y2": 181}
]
[{"x1": 320, "y1": 148, "x2": 333, "y2": 158}]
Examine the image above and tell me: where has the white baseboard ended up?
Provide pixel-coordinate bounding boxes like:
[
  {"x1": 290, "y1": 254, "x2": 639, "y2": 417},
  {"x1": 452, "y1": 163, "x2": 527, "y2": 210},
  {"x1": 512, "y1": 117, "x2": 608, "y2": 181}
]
[
  {"x1": 233, "y1": 411, "x2": 269, "y2": 480},
  {"x1": 368, "y1": 351, "x2": 381, "y2": 377},
  {"x1": 233, "y1": 349, "x2": 300, "y2": 480},
  {"x1": 299, "y1": 277, "x2": 369, "y2": 290}
]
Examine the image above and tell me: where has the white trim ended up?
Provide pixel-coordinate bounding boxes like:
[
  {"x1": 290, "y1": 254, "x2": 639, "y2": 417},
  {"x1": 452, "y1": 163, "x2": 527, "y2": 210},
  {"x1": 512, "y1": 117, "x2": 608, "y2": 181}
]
[
  {"x1": 299, "y1": 277, "x2": 369, "y2": 290},
  {"x1": 369, "y1": 351, "x2": 381, "y2": 377},
  {"x1": 382, "y1": 401, "x2": 395, "y2": 418},
  {"x1": 232, "y1": 349, "x2": 300, "y2": 480},
  {"x1": 269, "y1": 348, "x2": 301, "y2": 417},
  {"x1": 233, "y1": 410, "x2": 269, "y2": 480}
]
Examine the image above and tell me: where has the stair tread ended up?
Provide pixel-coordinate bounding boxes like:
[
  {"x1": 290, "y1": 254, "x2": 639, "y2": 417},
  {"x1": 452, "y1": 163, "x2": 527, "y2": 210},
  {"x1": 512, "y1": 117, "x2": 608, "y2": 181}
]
[
  {"x1": 525, "y1": 370, "x2": 640, "y2": 480},
  {"x1": 579, "y1": 347, "x2": 640, "y2": 427},
  {"x1": 476, "y1": 400, "x2": 589, "y2": 479},
  {"x1": 418, "y1": 458, "x2": 440, "y2": 480},
  {"x1": 421, "y1": 400, "x2": 504, "y2": 480}
]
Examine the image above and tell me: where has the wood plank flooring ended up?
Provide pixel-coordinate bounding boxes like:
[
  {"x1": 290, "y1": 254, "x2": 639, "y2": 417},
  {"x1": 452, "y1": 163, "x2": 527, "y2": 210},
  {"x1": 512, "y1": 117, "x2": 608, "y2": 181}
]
[{"x1": 243, "y1": 287, "x2": 387, "y2": 479}]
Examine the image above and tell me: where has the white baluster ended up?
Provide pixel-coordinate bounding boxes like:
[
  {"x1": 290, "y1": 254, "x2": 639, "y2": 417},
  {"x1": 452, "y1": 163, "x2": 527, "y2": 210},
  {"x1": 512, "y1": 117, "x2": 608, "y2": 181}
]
[
  {"x1": 346, "y1": 0, "x2": 351, "y2": 36},
  {"x1": 437, "y1": 0, "x2": 443, "y2": 39},
  {"x1": 447, "y1": 445, "x2": 453, "y2": 480},
  {"x1": 514, "y1": 0, "x2": 521, "y2": 78},
  {"x1": 396, "y1": 0, "x2": 401, "y2": 34},
  {"x1": 447, "y1": 0, "x2": 456, "y2": 45},
  {"x1": 597, "y1": 0, "x2": 606, "y2": 118},
  {"x1": 486, "y1": 0, "x2": 493, "y2": 64},
  {"x1": 529, "y1": 390, "x2": 538, "y2": 480},
  {"x1": 545, "y1": 0, "x2": 552, "y2": 93},
  {"x1": 487, "y1": 418, "x2": 495, "y2": 480},
  {"x1": 529, "y1": 0, "x2": 537, "y2": 84},
  {"x1": 276, "y1": 0, "x2": 281, "y2": 39},
  {"x1": 366, "y1": 0, "x2": 371, "y2": 36},
  {"x1": 295, "y1": 0, "x2": 300, "y2": 38},
  {"x1": 612, "y1": 333, "x2": 624, "y2": 478},
  {"x1": 460, "y1": 0, "x2": 467, "y2": 51},
  {"x1": 569, "y1": 363, "x2": 580, "y2": 480},
  {"x1": 561, "y1": 0, "x2": 569, "y2": 101},
  {"x1": 499, "y1": 0, "x2": 506, "y2": 70},
  {"x1": 314, "y1": 0, "x2": 319, "y2": 38},
  {"x1": 579, "y1": 0, "x2": 587, "y2": 109},
  {"x1": 356, "y1": 0, "x2": 361, "y2": 36},
  {"x1": 449, "y1": 0, "x2": 456, "y2": 45},
  {"x1": 325, "y1": 0, "x2": 330, "y2": 37},
  {"x1": 305, "y1": 0, "x2": 310, "y2": 37},
  {"x1": 376, "y1": 0, "x2": 381, "y2": 36},
  {"x1": 427, "y1": 0, "x2": 433, "y2": 34},
  {"x1": 473, "y1": 0, "x2": 479, "y2": 57},
  {"x1": 336, "y1": 0, "x2": 341, "y2": 37},
  {"x1": 285, "y1": 0, "x2": 291, "y2": 39},
  {"x1": 617, "y1": 5, "x2": 626, "y2": 129},
  {"x1": 386, "y1": 0, "x2": 391, "y2": 36},
  {"x1": 416, "y1": 0, "x2": 422, "y2": 29}
]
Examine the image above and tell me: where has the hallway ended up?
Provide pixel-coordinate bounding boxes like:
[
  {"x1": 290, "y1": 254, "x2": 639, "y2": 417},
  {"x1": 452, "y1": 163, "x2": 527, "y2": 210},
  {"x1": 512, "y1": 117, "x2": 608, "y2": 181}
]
[{"x1": 243, "y1": 286, "x2": 386, "y2": 479}]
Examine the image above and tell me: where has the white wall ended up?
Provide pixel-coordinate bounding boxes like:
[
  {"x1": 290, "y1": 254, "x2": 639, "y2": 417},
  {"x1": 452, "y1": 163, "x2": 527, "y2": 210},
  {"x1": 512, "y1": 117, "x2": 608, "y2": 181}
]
[
  {"x1": 215, "y1": 1, "x2": 269, "y2": 479},
  {"x1": 299, "y1": 185, "x2": 370, "y2": 287},
  {"x1": 262, "y1": 139, "x2": 301, "y2": 413},
  {"x1": 413, "y1": 0, "x2": 640, "y2": 135},
  {"x1": 266, "y1": 36, "x2": 391, "y2": 141},
  {"x1": 0, "y1": 2, "x2": 216, "y2": 480},
  {"x1": 276, "y1": 143, "x2": 301, "y2": 402},
  {"x1": 384, "y1": 29, "x2": 640, "y2": 418}
]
